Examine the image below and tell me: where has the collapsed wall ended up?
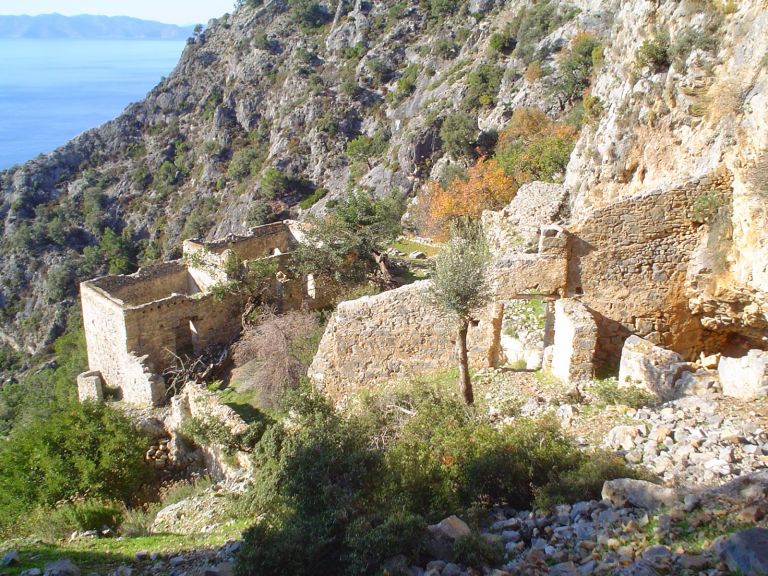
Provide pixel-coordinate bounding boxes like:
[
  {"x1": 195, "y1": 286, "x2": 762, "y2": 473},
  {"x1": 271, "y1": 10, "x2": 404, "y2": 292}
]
[{"x1": 308, "y1": 280, "x2": 502, "y2": 400}]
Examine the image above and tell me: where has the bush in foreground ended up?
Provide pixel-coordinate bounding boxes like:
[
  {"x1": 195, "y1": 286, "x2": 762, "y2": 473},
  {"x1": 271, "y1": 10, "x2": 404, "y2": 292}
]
[{"x1": 234, "y1": 384, "x2": 640, "y2": 575}]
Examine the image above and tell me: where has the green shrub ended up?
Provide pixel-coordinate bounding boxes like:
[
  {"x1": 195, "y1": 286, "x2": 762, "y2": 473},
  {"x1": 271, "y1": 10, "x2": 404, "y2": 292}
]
[
  {"x1": 510, "y1": 1, "x2": 580, "y2": 65},
  {"x1": 55, "y1": 499, "x2": 124, "y2": 533},
  {"x1": 551, "y1": 33, "x2": 602, "y2": 107},
  {"x1": 288, "y1": 0, "x2": 330, "y2": 28},
  {"x1": 439, "y1": 112, "x2": 477, "y2": 159},
  {"x1": 345, "y1": 131, "x2": 389, "y2": 163},
  {"x1": 462, "y1": 64, "x2": 504, "y2": 110},
  {"x1": 299, "y1": 187, "x2": 328, "y2": 209},
  {"x1": 344, "y1": 511, "x2": 426, "y2": 575},
  {"x1": 587, "y1": 377, "x2": 657, "y2": 408},
  {"x1": 0, "y1": 401, "x2": 151, "y2": 534},
  {"x1": 452, "y1": 533, "x2": 505, "y2": 568},
  {"x1": 489, "y1": 29, "x2": 515, "y2": 54},
  {"x1": 534, "y1": 451, "x2": 638, "y2": 509},
  {"x1": 260, "y1": 167, "x2": 288, "y2": 199},
  {"x1": 433, "y1": 37, "x2": 460, "y2": 59},
  {"x1": 366, "y1": 57, "x2": 391, "y2": 84},
  {"x1": 690, "y1": 191, "x2": 727, "y2": 223},
  {"x1": 228, "y1": 145, "x2": 268, "y2": 181},
  {"x1": 670, "y1": 27, "x2": 719, "y2": 67},
  {"x1": 636, "y1": 31, "x2": 671, "y2": 72},
  {"x1": 424, "y1": 0, "x2": 463, "y2": 20}
]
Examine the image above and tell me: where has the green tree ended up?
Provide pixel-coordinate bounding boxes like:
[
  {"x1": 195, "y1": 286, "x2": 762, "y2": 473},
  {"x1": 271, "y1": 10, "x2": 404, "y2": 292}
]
[
  {"x1": 439, "y1": 112, "x2": 478, "y2": 159},
  {"x1": 291, "y1": 191, "x2": 403, "y2": 287},
  {"x1": 551, "y1": 34, "x2": 602, "y2": 109},
  {"x1": 429, "y1": 220, "x2": 492, "y2": 404}
]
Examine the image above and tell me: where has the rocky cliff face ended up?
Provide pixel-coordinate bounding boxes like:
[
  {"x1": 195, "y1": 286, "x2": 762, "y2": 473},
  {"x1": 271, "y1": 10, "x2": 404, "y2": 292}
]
[
  {"x1": 564, "y1": 0, "x2": 768, "y2": 353},
  {"x1": 0, "y1": 0, "x2": 765, "y2": 360}
]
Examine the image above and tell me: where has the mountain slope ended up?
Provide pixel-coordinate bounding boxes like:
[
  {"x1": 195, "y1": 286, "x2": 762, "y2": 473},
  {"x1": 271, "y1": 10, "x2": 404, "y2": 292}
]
[{"x1": 0, "y1": 0, "x2": 766, "y2": 362}]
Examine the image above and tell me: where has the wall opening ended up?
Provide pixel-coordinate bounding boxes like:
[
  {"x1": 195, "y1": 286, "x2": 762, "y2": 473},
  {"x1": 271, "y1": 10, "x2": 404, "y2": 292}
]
[
  {"x1": 499, "y1": 297, "x2": 554, "y2": 370},
  {"x1": 175, "y1": 318, "x2": 199, "y2": 357}
]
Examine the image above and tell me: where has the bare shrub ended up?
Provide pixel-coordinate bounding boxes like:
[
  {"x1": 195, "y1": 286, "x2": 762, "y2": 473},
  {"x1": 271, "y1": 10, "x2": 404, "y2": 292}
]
[{"x1": 231, "y1": 310, "x2": 324, "y2": 409}]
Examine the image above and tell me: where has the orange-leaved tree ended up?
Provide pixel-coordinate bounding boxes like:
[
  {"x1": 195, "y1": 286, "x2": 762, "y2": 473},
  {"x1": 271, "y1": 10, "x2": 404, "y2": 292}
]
[{"x1": 422, "y1": 157, "x2": 516, "y2": 240}]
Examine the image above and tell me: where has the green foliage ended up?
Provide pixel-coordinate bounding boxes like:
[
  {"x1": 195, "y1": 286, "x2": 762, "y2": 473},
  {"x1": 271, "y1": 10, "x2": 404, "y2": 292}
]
[
  {"x1": 430, "y1": 220, "x2": 492, "y2": 322},
  {"x1": 288, "y1": 0, "x2": 330, "y2": 28},
  {"x1": 52, "y1": 499, "x2": 125, "y2": 533},
  {"x1": 496, "y1": 132, "x2": 575, "y2": 182},
  {"x1": 462, "y1": 64, "x2": 504, "y2": 110},
  {"x1": 439, "y1": 164, "x2": 469, "y2": 188},
  {"x1": 299, "y1": 187, "x2": 327, "y2": 209},
  {"x1": 131, "y1": 164, "x2": 152, "y2": 190},
  {"x1": 181, "y1": 197, "x2": 219, "y2": 240},
  {"x1": 79, "y1": 228, "x2": 137, "y2": 277},
  {"x1": 439, "y1": 112, "x2": 478, "y2": 159},
  {"x1": 290, "y1": 190, "x2": 403, "y2": 286},
  {"x1": 636, "y1": 31, "x2": 671, "y2": 72},
  {"x1": 690, "y1": 191, "x2": 727, "y2": 223},
  {"x1": 670, "y1": 27, "x2": 719, "y2": 67},
  {"x1": 433, "y1": 37, "x2": 460, "y2": 59},
  {"x1": 452, "y1": 533, "x2": 505, "y2": 568},
  {"x1": 551, "y1": 34, "x2": 603, "y2": 107},
  {"x1": 0, "y1": 401, "x2": 151, "y2": 534},
  {"x1": 388, "y1": 64, "x2": 420, "y2": 104},
  {"x1": 423, "y1": 0, "x2": 464, "y2": 20},
  {"x1": 345, "y1": 131, "x2": 389, "y2": 164},
  {"x1": 509, "y1": 1, "x2": 580, "y2": 65},
  {"x1": 181, "y1": 414, "x2": 272, "y2": 454},
  {"x1": 260, "y1": 167, "x2": 288, "y2": 200},
  {"x1": 489, "y1": 29, "x2": 515, "y2": 54},
  {"x1": 366, "y1": 57, "x2": 391, "y2": 84},
  {"x1": 46, "y1": 262, "x2": 75, "y2": 302},
  {"x1": 234, "y1": 379, "x2": 643, "y2": 574},
  {"x1": 227, "y1": 144, "x2": 268, "y2": 181},
  {"x1": 587, "y1": 377, "x2": 657, "y2": 408},
  {"x1": 203, "y1": 89, "x2": 223, "y2": 121},
  {"x1": 248, "y1": 200, "x2": 271, "y2": 226},
  {"x1": 533, "y1": 451, "x2": 637, "y2": 509}
]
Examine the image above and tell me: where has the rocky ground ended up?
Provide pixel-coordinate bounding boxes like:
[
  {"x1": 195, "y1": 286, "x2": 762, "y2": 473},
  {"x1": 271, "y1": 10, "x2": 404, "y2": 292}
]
[{"x1": 3, "y1": 369, "x2": 767, "y2": 576}]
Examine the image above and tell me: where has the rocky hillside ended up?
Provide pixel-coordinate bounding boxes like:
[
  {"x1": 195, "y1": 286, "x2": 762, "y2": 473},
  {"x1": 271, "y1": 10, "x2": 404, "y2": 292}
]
[{"x1": 1, "y1": 0, "x2": 766, "y2": 361}]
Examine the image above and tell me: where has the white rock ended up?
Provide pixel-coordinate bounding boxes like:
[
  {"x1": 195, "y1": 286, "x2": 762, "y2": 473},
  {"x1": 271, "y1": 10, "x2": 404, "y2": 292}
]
[{"x1": 719, "y1": 350, "x2": 768, "y2": 401}]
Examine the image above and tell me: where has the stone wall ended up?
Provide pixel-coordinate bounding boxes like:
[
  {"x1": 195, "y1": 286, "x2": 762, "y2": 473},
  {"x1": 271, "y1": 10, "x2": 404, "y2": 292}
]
[
  {"x1": 568, "y1": 170, "x2": 733, "y2": 368},
  {"x1": 546, "y1": 299, "x2": 598, "y2": 385},
  {"x1": 309, "y1": 280, "x2": 503, "y2": 400},
  {"x1": 80, "y1": 220, "x2": 331, "y2": 407}
]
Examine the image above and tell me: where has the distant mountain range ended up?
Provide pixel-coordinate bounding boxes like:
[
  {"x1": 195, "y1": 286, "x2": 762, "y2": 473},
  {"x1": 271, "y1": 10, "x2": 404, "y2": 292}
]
[{"x1": 0, "y1": 14, "x2": 196, "y2": 40}]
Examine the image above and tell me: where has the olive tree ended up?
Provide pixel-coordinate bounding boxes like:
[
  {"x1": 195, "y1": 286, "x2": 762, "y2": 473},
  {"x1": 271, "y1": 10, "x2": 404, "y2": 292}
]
[{"x1": 429, "y1": 220, "x2": 492, "y2": 404}]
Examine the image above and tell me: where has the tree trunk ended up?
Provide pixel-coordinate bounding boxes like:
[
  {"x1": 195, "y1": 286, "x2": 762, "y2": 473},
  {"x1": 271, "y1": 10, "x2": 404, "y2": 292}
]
[
  {"x1": 457, "y1": 319, "x2": 473, "y2": 405},
  {"x1": 372, "y1": 250, "x2": 395, "y2": 286}
]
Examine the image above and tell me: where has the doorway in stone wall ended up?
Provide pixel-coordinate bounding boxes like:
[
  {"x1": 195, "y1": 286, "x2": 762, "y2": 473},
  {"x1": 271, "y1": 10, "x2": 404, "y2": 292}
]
[
  {"x1": 175, "y1": 317, "x2": 200, "y2": 358},
  {"x1": 500, "y1": 297, "x2": 554, "y2": 370}
]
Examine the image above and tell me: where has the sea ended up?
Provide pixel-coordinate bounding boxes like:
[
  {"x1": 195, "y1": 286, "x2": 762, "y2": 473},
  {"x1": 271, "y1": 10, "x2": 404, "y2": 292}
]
[{"x1": 0, "y1": 39, "x2": 186, "y2": 170}]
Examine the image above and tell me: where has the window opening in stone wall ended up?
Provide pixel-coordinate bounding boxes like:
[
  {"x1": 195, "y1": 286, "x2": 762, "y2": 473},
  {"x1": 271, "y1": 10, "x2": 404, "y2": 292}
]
[
  {"x1": 175, "y1": 317, "x2": 199, "y2": 358},
  {"x1": 500, "y1": 297, "x2": 554, "y2": 370}
]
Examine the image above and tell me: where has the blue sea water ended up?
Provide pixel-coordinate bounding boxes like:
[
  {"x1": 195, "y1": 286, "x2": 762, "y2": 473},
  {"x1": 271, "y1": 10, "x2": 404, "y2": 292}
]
[{"x1": 0, "y1": 39, "x2": 186, "y2": 170}]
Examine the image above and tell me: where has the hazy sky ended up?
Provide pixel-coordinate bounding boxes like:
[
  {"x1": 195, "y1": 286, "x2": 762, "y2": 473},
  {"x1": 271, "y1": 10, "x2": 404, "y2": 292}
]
[{"x1": 0, "y1": 1, "x2": 235, "y2": 25}]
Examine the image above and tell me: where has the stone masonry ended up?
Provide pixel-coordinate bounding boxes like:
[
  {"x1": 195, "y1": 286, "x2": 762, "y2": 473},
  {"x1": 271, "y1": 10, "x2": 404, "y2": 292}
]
[
  {"x1": 80, "y1": 221, "x2": 327, "y2": 406},
  {"x1": 309, "y1": 280, "x2": 502, "y2": 400},
  {"x1": 545, "y1": 298, "x2": 598, "y2": 385},
  {"x1": 310, "y1": 170, "x2": 738, "y2": 394}
]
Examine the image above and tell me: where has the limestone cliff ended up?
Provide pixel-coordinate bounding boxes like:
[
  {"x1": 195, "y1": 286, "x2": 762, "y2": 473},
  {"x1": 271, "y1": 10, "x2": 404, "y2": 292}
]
[{"x1": 564, "y1": 0, "x2": 768, "y2": 353}]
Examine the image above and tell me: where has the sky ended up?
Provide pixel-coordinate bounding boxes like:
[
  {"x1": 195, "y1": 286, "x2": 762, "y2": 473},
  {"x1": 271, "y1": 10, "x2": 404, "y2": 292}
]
[{"x1": 0, "y1": 0, "x2": 236, "y2": 26}]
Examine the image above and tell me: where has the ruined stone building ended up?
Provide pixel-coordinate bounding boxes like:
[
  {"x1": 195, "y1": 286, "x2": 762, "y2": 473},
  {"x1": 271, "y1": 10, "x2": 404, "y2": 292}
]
[
  {"x1": 78, "y1": 221, "x2": 326, "y2": 406},
  {"x1": 310, "y1": 170, "x2": 746, "y2": 400}
]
